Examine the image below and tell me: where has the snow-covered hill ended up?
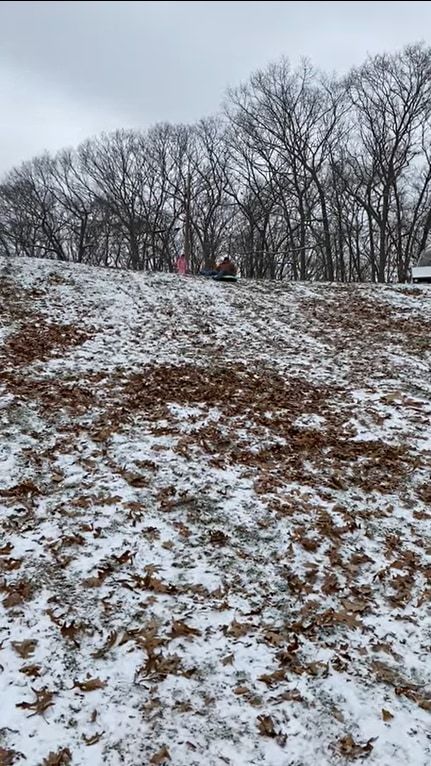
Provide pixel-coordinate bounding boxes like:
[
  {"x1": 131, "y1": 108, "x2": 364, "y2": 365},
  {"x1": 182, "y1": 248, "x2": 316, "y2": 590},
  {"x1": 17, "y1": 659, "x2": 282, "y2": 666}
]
[{"x1": 0, "y1": 257, "x2": 430, "y2": 766}]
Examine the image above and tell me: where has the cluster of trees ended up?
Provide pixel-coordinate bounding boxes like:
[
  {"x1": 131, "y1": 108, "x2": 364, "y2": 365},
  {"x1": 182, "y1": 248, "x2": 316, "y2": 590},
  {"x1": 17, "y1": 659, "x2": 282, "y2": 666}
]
[{"x1": 2, "y1": 43, "x2": 431, "y2": 282}]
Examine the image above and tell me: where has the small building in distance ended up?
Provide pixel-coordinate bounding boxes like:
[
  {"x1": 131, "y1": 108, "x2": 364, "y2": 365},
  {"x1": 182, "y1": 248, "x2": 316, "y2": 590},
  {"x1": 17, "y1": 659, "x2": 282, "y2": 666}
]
[{"x1": 412, "y1": 248, "x2": 431, "y2": 283}]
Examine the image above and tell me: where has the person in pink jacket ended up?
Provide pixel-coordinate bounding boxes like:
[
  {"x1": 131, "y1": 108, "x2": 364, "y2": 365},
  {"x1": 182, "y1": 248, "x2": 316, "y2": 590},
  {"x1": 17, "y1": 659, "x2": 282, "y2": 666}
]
[{"x1": 176, "y1": 254, "x2": 188, "y2": 276}]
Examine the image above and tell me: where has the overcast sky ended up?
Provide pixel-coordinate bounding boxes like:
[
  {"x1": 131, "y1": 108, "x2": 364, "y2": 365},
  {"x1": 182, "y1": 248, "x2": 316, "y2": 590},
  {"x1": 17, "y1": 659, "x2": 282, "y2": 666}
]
[{"x1": 0, "y1": 0, "x2": 429, "y2": 174}]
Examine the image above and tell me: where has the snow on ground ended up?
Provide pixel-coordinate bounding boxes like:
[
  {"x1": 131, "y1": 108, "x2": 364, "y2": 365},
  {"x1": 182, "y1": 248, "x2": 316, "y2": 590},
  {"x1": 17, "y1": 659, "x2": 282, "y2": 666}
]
[{"x1": 0, "y1": 256, "x2": 430, "y2": 766}]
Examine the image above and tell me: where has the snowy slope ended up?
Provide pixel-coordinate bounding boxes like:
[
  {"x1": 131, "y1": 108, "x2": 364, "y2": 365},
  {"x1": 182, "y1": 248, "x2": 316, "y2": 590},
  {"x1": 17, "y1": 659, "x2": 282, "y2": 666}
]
[{"x1": 0, "y1": 256, "x2": 430, "y2": 766}]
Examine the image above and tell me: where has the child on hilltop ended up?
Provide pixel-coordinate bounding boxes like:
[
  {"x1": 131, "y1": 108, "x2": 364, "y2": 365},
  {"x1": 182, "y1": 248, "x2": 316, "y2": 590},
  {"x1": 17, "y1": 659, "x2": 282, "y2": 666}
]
[{"x1": 175, "y1": 253, "x2": 188, "y2": 276}]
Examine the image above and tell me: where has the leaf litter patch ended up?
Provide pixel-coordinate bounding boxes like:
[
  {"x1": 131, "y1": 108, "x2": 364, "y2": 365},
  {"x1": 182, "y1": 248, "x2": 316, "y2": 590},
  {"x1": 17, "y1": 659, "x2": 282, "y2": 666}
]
[{"x1": 0, "y1": 258, "x2": 430, "y2": 766}]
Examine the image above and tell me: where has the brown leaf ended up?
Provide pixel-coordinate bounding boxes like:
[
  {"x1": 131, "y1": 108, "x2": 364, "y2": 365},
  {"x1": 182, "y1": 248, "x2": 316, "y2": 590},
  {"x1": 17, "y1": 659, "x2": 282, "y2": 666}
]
[
  {"x1": 60, "y1": 621, "x2": 83, "y2": 647},
  {"x1": 161, "y1": 540, "x2": 174, "y2": 550},
  {"x1": 382, "y1": 708, "x2": 394, "y2": 721},
  {"x1": 113, "y1": 549, "x2": 135, "y2": 565},
  {"x1": 0, "y1": 481, "x2": 39, "y2": 498},
  {"x1": 82, "y1": 732, "x2": 104, "y2": 746},
  {"x1": 233, "y1": 685, "x2": 250, "y2": 695},
  {"x1": 373, "y1": 661, "x2": 405, "y2": 687},
  {"x1": 257, "y1": 714, "x2": 276, "y2": 737},
  {"x1": 0, "y1": 543, "x2": 14, "y2": 556},
  {"x1": 82, "y1": 575, "x2": 104, "y2": 588},
  {"x1": 318, "y1": 609, "x2": 361, "y2": 628},
  {"x1": 342, "y1": 598, "x2": 369, "y2": 614},
  {"x1": 73, "y1": 677, "x2": 106, "y2": 692},
  {"x1": 170, "y1": 620, "x2": 202, "y2": 639},
  {"x1": 287, "y1": 634, "x2": 300, "y2": 653},
  {"x1": 16, "y1": 687, "x2": 55, "y2": 717},
  {"x1": 150, "y1": 746, "x2": 170, "y2": 764},
  {"x1": 139, "y1": 651, "x2": 195, "y2": 680},
  {"x1": 300, "y1": 537, "x2": 320, "y2": 552},
  {"x1": 331, "y1": 708, "x2": 345, "y2": 723},
  {"x1": 262, "y1": 630, "x2": 285, "y2": 647},
  {"x1": 321, "y1": 573, "x2": 340, "y2": 595},
  {"x1": 209, "y1": 529, "x2": 229, "y2": 546},
  {"x1": 124, "y1": 473, "x2": 149, "y2": 488},
  {"x1": 173, "y1": 700, "x2": 194, "y2": 713},
  {"x1": 42, "y1": 749, "x2": 71, "y2": 766},
  {"x1": 332, "y1": 655, "x2": 349, "y2": 673},
  {"x1": 0, "y1": 748, "x2": 25, "y2": 766},
  {"x1": 19, "y1": 664, "x2": 42, "y2": 678},
  {"x1": 304, "y1": 661, "x2": 329, "y2": 678},
  {"x1": 335, "y1": 734, "x2": 376, "y2": 759},
  {"x1": 131, "y1": 573, "x2": 177, "y2": 595},
  {"x1": 12, "y1": 640, "x2": 37, "y2": 658},
  {"x1": 130, "y1": 627, "x2": 165, "y2": 655},
  {"x1": 0, "y1": 558, "x2": 22, "y2": 572},
  {"x1": 3, "y1": 579, "x2": 33, "y2": 608},
  {"x1": 224, "y1": 619, "x2": 254, "y2": 638},
  {"x1": 258, "y1": 668, "x2": 286, "y2": 686},
  {"x1": 269, "y1": 689, "x2": 304, "y2": 704}
]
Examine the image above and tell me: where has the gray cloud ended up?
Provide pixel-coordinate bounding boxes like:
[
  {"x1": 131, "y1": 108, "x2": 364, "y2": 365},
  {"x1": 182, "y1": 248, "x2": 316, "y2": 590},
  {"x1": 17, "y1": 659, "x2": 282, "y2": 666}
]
[{"x1": 0, "y1": 0, "x2": 429, "y2": 173}]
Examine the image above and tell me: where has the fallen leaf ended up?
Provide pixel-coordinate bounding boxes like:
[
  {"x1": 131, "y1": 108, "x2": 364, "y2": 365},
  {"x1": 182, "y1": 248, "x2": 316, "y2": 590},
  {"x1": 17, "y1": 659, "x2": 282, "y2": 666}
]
[
  {"x1": 0, "y1": 543, "x2": 14, "y2": 556},
  {"x1": 287, "y1": 635, "x2": 300, "y2": 653},
  {"x1": 82, "y1": 732, "x2": 104, "y2": 746},
  {"x1": 12, "y1": 640, "x2": 37, "y2": 658},
  {"x1": 42, "y1": 749, "x2": 71, "y2": 766},
  {"x1": 269, "y1": 689, "x2": 304, "y2": 704},
  {"x1": 209, "y1": 529, "x2": 229, "y2": 545},
  {"x1": 124, "y1": 473, "x2": 149, "y2": 488},
  {"x1": 335, "y1": 734, "x2": 376, "y2": 759},
  {"x1": 16, "y1": 687, "x2": 55, "y2": 717},
  {"x1": 304, "y1": 661, "x2": 329, "y2": 678},
  {"x1": 73, "y1": 677, "x2": 106, "y2": 692},
  {"x1": 341, "y1": 599, "x2": 369, "y2": 613},
  {"x1": 224, "y1": 620, "x2": 254, "y2": 638},
  {"x1": 170, "y1": 620, "x2": 202, "y2": 639},
  {"x1": 19, "y1": 664, "x2": 42, "y2": 678},
  {"x1": 382, "y1": 708, "x2": 394, "y2": 721},
  {"x1": 173, "y1": 700, "x2": 193, "y2": 713},
  {"x1": 262, "y1": 630, "x2": 285, "y2": 647},
  {"x1": 60, "y1": 621, "x2": 83, "y2": 647},
  {"x1": 150, "y1": 746, "x2": 170, "y2": 764},
  {"x1": 82, "y1": 576, "x2": 104, "y2": 588},
  {"x1": 257, "y1": 714, "x2": 275, "y2": 736},
  {"x1": 331, "y1": 708, "x2": 345, "y2": 723},
  {"x1": 221, "y1": 653, "x2": 234, "y2": 666},
  {"x1": 3, "y1": 579, "x2": 33, "y2": 608},
  {"x1": 0, "y1": 481, "x2": 39, "y2": 498},
  {"x1": 233, "y1": 685, "x2": 250, "y2": 695},
  {"x1": 258, "y1": 668, "x2": 286, "y2": 686},
  {"x1": 131, "y1": 573, "x2": 177, "y2": 595},
  {"x1": 161, "y1": 540, "x2": 174, "y2": 550},
  {"x1": 113, "y1": 549, "x2": 135, "y2": 565},
  {"x1": 0, "y1": 748, "x2": 25, "y2": 766},
  {"x1": 0, "y1": 557, "x2": 22, "y2": 572},
  {"x1": 139, "y1": 651, "x2": 195, "y2": 680}
]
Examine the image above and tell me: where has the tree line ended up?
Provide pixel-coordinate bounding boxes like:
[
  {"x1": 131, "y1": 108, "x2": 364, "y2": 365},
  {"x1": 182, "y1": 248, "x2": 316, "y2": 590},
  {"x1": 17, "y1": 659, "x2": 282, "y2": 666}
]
[{"x1": 1, "y1": 43, "x2": 431, "y2": 282}]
